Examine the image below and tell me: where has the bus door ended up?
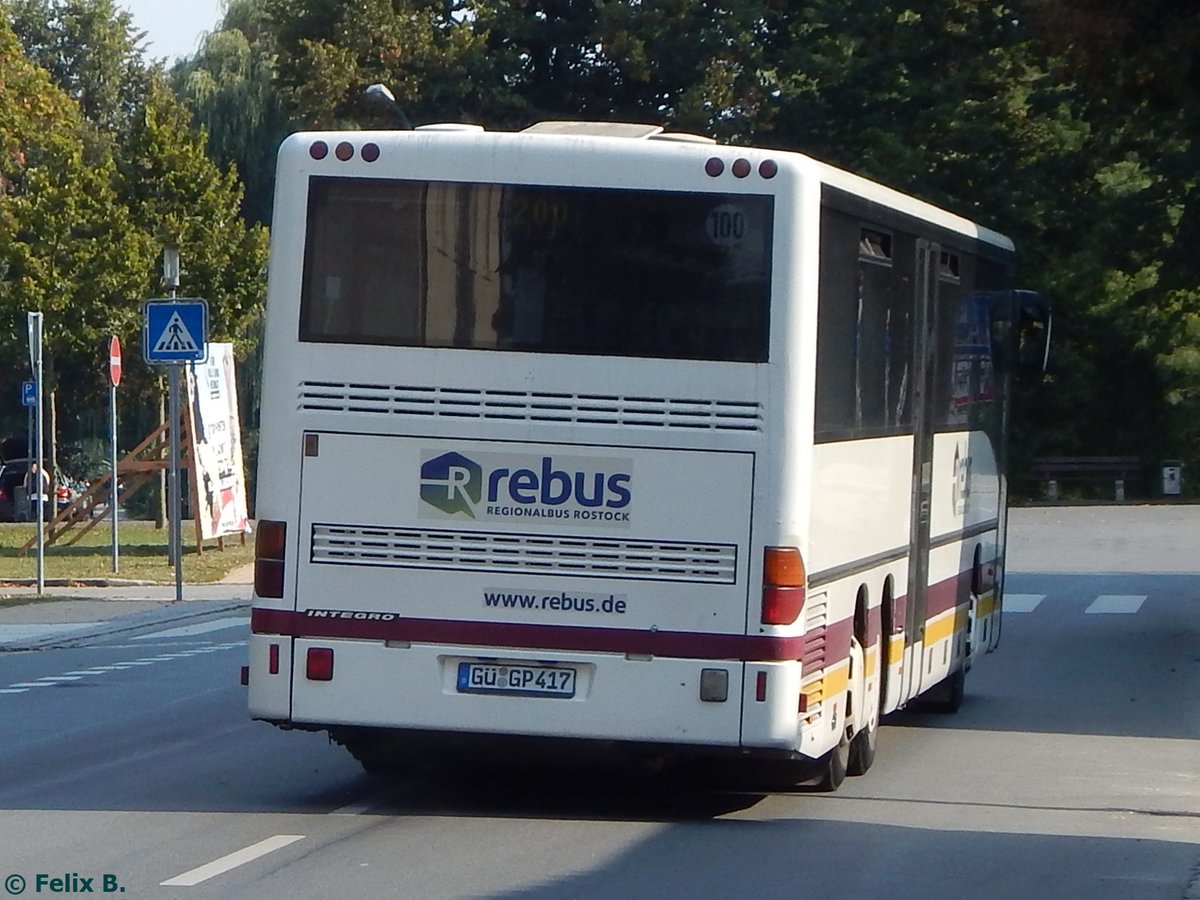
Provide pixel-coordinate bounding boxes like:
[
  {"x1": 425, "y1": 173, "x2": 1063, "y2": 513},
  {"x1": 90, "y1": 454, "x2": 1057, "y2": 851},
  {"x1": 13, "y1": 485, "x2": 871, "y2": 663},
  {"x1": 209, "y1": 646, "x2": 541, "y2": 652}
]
[{"x1": 901, "y1": 239, "x2": 940, "y2": 703}]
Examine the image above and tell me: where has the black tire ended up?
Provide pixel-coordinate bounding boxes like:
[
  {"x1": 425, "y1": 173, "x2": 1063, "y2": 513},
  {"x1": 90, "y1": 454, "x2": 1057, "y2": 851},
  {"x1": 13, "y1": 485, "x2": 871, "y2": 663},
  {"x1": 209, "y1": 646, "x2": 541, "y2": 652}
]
[
  {"x1": 812, "y1": 727, "x2": 849, "y2": 792},
  {"x1": 918, "y1": 665, "x2": 966, "y2": 714},
  {"x1": 846, "y1": 715, "x2": 877, "y2": 776},
  {"x1": 342, "y1": 736, "x2": 403, "y2": 775}
]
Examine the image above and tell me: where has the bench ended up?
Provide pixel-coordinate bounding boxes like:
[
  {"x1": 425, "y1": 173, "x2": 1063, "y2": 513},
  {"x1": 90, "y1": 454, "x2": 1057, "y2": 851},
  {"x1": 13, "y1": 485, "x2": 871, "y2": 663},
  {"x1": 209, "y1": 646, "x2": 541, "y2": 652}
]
[{"x1": 1030, "y1": 456, "x2": 1140, "y2": 500}]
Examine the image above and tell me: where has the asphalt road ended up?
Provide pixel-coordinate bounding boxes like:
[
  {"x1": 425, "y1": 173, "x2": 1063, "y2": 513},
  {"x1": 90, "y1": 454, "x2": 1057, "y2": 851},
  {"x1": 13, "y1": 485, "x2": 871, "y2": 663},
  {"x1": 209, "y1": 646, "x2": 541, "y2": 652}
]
[{"x1": 0, "y1": 506, "x2": 1197, "y2": 899}]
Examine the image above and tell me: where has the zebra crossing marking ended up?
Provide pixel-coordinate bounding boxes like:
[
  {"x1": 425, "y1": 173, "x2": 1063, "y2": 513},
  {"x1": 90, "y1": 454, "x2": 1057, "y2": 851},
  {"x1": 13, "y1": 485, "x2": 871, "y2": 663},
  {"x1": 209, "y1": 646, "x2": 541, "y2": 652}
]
[
  {"x1": 1085, "y1": 594, "x2": 1147, "y2": 614},
  {"x1": 1004, "y1": 593, "x2": 1046, "y2": 612}
]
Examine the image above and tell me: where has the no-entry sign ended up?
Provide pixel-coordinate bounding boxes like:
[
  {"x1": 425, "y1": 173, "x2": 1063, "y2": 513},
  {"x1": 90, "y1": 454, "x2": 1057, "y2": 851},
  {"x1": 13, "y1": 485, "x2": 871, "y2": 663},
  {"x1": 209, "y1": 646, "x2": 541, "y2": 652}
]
[{"x1": 109, "y1": 335, "x2": 122, "y2": 386}]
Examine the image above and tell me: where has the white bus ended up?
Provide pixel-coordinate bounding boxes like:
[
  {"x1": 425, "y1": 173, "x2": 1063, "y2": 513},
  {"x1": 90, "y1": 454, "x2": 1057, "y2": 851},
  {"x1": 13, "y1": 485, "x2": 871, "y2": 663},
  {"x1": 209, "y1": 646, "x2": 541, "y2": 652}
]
[{"x1": 247, "y1": 122, "x2": 1049, "y2": 790}]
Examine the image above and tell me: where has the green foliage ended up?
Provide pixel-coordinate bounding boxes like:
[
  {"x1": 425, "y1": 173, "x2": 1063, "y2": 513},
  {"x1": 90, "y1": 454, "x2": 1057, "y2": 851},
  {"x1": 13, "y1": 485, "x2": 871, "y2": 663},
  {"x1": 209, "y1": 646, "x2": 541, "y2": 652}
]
[
  {"x1": 4, "y1": 0, "x2": 1200, "y2": 496},
  {"x1": 172, "y1": 4, "x2": 293, "y2": 224},
  {"x1": 117, "y1": 76, "x2": 268, "y2": 353},
  {"x1": 0, "y1": 16, "x2": 152, "y2": 412},
  {"x1": 1, "y1": 2, "x2": 266, "y2": 463}
]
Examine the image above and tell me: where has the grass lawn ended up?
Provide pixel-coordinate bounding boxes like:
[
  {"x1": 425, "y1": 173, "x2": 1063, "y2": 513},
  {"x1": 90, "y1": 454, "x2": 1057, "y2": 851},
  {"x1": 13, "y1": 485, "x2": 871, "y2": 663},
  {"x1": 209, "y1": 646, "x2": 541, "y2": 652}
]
[{"x1": 0, "y1": 520, "x2": 254, "y2": 584}]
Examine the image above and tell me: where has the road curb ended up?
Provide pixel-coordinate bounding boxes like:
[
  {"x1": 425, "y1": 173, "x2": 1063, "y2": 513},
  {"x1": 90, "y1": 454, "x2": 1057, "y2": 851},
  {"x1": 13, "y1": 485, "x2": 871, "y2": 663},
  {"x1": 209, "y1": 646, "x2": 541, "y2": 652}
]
[{"x1": 0, "y1": 577, "x2": 160, "y2": 588}]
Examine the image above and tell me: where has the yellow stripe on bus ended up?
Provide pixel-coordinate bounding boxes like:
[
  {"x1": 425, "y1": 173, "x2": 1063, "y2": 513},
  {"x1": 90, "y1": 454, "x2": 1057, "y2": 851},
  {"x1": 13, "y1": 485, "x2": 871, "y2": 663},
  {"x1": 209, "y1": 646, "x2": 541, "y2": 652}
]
[
  {"x1": 803, "y1": 660, "x2": 849, "y2": 704},
  {"x1": 924, "y1": 611, "x2": 957, "y2": 646}
]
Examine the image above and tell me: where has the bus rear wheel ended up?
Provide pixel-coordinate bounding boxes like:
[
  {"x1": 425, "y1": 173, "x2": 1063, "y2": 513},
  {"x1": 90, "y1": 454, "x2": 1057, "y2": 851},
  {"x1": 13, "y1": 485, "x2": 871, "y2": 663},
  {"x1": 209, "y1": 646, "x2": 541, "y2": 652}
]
[
  {"x1": 918, "y1": 665, "x2": 966, "y2": 714},
  {"x1": 812, "y1": 728, "x2": 849, "y2": 792},
  {"x1": 846, "y1": 715, "x2": 877, "y2": 776},
  {"x1": 845, "y1": 635, "x2": 877, "y2": 776}
]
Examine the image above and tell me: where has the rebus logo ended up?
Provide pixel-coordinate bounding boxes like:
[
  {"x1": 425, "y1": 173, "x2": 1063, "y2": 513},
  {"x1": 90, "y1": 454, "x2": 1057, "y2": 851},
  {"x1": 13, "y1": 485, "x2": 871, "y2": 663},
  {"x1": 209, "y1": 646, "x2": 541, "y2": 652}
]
[
  {"x1": 419, "y1": 449, "x2": 634, "y2": 523},
  {"x1": 420, "y1": 452, "x2": 483, "y2": 518}
]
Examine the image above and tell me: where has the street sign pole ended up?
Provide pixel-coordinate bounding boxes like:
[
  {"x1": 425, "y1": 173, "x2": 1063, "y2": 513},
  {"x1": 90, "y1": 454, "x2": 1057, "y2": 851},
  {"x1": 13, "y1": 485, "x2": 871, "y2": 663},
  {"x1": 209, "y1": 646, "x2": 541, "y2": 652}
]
[
  {"x1": 27, "y1": 312, "x2": 44, "y2": 596},
  {"x1": 109, "y1": 336, "x2": 122, "y2": 574},
  {"x1": 143, "y1": 283, "x2": 207, "y2": 606},
  {"x1": 168, "y1": 365, "x2": 182, "y2": 601}
]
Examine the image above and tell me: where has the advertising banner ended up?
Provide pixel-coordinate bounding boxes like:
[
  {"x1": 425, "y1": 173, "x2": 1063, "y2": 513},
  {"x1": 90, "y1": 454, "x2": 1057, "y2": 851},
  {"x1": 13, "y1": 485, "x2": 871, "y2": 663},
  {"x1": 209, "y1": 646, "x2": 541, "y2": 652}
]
[{"x1": 186, "y1": 343, "x2": 251, "y2": 540}]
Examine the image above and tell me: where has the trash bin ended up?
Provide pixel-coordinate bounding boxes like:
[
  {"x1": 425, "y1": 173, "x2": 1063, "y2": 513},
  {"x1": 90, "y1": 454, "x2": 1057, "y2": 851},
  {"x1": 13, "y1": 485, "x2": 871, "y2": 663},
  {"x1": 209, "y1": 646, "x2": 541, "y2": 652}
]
[{"x1": 1162, "y1": 461, "x2": 1183, "y2": 496}]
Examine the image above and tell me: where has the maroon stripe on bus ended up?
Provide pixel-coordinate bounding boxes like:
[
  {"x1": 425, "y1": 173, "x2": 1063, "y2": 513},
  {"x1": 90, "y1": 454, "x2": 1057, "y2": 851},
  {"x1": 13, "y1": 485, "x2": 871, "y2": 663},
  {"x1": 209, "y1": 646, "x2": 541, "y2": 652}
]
[
  {"x1": 250, "y1": 564, "x2": 978, "y2": 665},
  {"x1": 925, "y1": 568, "x2": 974, "y2": 618},
  {"x1": 251, "y1": 608, "x2": 808, "y2": 662}
]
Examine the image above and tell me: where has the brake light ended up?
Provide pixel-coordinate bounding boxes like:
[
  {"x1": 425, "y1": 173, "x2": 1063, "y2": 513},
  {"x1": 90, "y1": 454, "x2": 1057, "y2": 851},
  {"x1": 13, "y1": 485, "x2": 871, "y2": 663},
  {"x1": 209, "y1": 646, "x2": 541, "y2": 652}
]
[
  {"x1": 761, "y1": 546, "x2": 807, "y2": 625},
  {"x1": 306, "y1": 647, "x2": 334, "y2": 681},
  {"x1": 254, "y1": 520, "x2": 287, "y2": 599}
]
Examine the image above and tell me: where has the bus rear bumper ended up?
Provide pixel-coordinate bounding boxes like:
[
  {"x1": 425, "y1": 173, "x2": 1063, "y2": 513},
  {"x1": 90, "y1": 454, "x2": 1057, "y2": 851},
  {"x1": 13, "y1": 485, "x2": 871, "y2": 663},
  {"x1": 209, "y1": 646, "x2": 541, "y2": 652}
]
[{"x1": 247, "y1": 633, "x2": 809, "y2": 753}]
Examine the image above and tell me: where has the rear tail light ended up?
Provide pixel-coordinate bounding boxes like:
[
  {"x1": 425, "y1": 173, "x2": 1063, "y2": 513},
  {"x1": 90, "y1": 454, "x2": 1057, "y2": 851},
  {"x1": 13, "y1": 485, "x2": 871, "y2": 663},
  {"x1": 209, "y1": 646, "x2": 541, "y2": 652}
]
[
  {"x1": 254, "y1": 520, "x2": 287, "y2": 599},
  {"x1": 306, "y1": 647, "x2": 334, "y2": 681},
  {"x1": 761, "y1": 546, "x2": 807, "y2": 625}
]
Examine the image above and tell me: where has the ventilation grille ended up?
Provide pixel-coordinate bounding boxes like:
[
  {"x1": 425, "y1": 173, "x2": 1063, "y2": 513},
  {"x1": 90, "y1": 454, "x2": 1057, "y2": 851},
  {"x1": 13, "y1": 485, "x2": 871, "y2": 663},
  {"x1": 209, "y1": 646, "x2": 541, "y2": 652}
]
[
  {"x1": 299, "y1": 382, "x2": 762, "y2": 433},
  {"x1": 311, "y1": 524, "x2": 738, "y2": 584},
  {"x1": 802, "y1": 593, "x2": 830, "y2": 720}
]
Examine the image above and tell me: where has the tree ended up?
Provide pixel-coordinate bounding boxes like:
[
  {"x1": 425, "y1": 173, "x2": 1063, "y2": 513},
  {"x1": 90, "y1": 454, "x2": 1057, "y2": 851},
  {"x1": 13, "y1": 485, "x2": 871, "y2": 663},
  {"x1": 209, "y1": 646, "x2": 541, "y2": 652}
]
[
  {"x1": 8, "y1": 0, "x2": 151, "y2": 149},
  {"x1": 259, "y1": 0, "x2": 486, "y2": 128},
  {"x1": 470, "y1": 0, "x2": 772, "y2": 136},
  {"x1": 1016, "y1": 1, "x2": 1200, "y2": 484},
  {"x1": 117, "y1": 76, "x2": 268, "y2": 354},
  {"x1": 172, "y1": 0, "x2": 293, "y2": 224},
  {"x1": 0, "y1": 17, "x2": 153, "y2": 439},
  {"x1": 3, "y1": 5, "x2": 266, "y2": 486}
]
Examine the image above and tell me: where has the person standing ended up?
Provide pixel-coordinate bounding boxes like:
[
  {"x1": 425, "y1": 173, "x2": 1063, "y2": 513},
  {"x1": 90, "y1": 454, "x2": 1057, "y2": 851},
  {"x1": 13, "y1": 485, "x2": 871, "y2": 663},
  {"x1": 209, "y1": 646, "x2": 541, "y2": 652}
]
[{"x1": 24, "y1": 462, "x2": 51, "y2": 521}]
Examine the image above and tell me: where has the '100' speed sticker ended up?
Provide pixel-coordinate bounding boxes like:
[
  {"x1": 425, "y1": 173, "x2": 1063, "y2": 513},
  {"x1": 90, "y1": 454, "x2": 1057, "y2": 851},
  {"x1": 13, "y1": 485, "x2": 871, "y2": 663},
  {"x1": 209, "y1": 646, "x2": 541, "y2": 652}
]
[{"x1": 706, "y1": 203, "x2": 747, "y2": 247}]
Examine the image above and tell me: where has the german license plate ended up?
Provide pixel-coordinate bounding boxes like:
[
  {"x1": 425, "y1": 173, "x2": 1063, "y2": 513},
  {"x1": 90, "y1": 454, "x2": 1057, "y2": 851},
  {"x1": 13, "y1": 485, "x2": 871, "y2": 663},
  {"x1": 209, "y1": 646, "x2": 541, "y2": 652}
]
[{"x1": 456, "y1": 662, "x2": 576, "y2": 698}]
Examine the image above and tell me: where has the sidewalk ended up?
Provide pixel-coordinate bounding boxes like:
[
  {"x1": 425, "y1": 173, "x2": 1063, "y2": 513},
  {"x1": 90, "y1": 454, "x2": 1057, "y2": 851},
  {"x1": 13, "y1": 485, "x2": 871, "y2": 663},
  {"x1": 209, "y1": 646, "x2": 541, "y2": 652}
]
[{"x1": 0, "y1": 562, "x2": 254, "y2": 650}]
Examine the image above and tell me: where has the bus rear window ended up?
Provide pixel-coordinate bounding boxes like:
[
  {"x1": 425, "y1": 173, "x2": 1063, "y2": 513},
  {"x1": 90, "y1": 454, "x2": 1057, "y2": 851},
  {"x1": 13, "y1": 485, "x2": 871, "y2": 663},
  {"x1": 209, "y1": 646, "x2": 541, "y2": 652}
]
[{"x1": 298, "y1": 177, "x2": 773, "y2": 362}]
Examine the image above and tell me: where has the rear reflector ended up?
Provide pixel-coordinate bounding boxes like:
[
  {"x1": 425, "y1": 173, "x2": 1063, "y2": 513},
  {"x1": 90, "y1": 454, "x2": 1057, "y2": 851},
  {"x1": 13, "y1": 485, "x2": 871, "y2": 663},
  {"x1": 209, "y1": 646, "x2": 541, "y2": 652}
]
[
  {"x1": 254, "y1": 520, "x2": 287, "y2": 599},
  {"x1": 306, "y1": 648, "x2": 334, "y2": 681},
  {"x1": 240, "y1": 665, "x2": 249, "y2": 686},
  {"x1": 700, "y1": 668, "x2": 729, "y2": 702},
  {"x1": 755, "y1": 671, "x2": 767, "y2": 702},
  {"x1": 761, "y1": 546, "x2": 807, "y2": 625},
  {"x1": 269, "y1": 643, "x2": 280, "y2": 675}
]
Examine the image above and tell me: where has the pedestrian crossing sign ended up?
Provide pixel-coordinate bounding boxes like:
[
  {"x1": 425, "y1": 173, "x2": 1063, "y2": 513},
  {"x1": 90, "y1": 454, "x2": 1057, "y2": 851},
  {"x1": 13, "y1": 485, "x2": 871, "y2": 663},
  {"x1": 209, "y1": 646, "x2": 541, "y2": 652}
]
[{"x1": 143, "y1": 298, "x2": 208, "y2": 365}]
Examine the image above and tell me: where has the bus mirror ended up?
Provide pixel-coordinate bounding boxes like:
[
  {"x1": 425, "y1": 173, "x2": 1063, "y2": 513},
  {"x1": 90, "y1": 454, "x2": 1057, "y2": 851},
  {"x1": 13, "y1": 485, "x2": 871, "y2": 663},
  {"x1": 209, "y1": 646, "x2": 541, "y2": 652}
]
[{"x1": 1014, "y1": 290, "x2": 1051, "y2": 375}]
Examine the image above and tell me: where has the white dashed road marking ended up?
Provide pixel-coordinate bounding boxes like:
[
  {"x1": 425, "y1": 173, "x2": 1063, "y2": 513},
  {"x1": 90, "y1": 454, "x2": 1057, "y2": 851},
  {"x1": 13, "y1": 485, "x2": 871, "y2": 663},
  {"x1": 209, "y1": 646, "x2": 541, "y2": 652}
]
[
  {"x1": 1, "y1": 640, "x2": 246, "y2": 696},
  {"x1": 160, "y1": 835, "x2": 306, "y2": 887}
]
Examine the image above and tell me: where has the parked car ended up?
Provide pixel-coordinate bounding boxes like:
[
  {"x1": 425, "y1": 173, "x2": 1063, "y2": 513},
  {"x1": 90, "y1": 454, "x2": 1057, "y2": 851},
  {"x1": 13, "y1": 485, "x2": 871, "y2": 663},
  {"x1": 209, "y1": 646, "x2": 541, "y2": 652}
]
[{"x1": 0, "y1": 458, "x2": 72, "y2": 522}]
